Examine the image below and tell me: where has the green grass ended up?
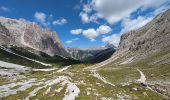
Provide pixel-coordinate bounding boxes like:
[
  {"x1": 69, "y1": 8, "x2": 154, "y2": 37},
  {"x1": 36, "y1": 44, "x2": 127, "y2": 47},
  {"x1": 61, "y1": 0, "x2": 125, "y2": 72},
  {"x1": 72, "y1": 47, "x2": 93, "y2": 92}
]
[
  {"x1": 2, "y1": 85, "x2": 39, "y2": 100},
  {"x1": 0, "y1": 77, "x2": 10, "y2": 85},
  {"x1": 95, "y1": 48, "x2": 170, "y2": 99},
  {"x1": 0, "y1": 48, "x2": 49, "y2": 68},
  {"x1": 0, "y1": 46, "x2": 81, "y2": 68},
  {"x1": 1, "y1": 60, "x2": 168, "y2": 100},
  {"x1": 0, "y1": 46, "x2": 169, "y2": 99}
]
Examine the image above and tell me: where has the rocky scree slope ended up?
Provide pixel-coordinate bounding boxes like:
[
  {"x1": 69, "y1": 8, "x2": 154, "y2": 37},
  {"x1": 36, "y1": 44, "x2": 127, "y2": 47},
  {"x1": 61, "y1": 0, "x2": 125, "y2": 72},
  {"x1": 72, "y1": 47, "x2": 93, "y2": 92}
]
[
  {"x1": 92, "y1": 9, "x2": 170, "y2": 68},
  {"x1": 0, "y1": 17, "x2": 69, "y2": 57},
  {"x1": 116, "y1": 9, "x2": 170, "y2": 63}
]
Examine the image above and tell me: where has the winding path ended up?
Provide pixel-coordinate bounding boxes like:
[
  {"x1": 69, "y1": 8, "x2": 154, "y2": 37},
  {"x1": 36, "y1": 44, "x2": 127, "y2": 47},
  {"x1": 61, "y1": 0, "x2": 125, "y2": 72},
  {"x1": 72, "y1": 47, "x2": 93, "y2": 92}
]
[
  {"x1": 136, "y1": 69, "x2": 146, "y2": 84},
  {"x1": 91, "y1": 70, "x2": 115, "y2": 87}
]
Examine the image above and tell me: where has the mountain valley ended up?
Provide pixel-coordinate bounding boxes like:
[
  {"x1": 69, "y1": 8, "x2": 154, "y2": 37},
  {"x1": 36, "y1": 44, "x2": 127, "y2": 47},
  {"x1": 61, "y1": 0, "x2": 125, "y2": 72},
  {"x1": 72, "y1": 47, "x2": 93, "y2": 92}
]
[{"x1": 0, "y1": 8, "x2": 170, "y2": 100}]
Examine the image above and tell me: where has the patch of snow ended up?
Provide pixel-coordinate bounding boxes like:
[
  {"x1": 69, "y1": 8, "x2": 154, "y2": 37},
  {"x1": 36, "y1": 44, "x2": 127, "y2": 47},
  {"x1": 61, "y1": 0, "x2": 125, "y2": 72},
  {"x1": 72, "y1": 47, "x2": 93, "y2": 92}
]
[
  {"x1": 92, "y1": 70, "x2": 115, "y2": 86},
  {"x1": 57, "y1": 65, "x2": 71, "y2": 72},
  {"x1": 0, "y1": 46, "x2": 51, "y2": 66}
]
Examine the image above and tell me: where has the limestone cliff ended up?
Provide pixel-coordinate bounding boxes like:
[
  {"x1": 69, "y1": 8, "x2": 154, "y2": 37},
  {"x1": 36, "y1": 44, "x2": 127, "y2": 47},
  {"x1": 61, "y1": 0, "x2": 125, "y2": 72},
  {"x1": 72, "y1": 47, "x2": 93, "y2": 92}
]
[{"x1": 0, "y1": 17, "x2": 69, "y2": 57}]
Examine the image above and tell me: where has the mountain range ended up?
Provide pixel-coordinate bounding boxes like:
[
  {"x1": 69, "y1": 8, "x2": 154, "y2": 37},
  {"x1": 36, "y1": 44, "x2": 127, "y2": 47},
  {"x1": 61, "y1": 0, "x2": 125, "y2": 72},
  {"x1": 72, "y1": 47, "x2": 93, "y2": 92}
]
[
  {"x1": 0, "y1": 9, "x2": 169, "y2": 100},
  {"x1": 67, "y1": 44, "x2": 115, "y2": 62}
]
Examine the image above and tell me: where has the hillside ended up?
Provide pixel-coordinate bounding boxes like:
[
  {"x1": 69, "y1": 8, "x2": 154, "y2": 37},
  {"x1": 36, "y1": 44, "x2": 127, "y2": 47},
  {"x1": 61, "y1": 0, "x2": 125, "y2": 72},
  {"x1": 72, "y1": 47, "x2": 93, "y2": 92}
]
[
  {"x1": 92, "y1": 9, "x2": 170, "y2": 68},
  {"x1": 0, "y1": 17, "x2": 81, "y2": 68},
  {"x1": 86, "y1": 48, "x2": 115, "y2": 63},
  {"x1": 0, "y1": 17, "x2": 69, "y2": 57},
  {"x1": 86, "y1": 9, "x2": 170, "y2": 99}
]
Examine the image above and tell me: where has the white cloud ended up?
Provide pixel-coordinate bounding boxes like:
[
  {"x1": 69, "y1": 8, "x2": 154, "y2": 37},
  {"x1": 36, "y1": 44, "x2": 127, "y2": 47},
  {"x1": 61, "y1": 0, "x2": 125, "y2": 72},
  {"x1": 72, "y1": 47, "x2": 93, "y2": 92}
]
[
  {"x1": 102, "y1": 15, "x2": 153, "y2": 46},
  {"x1": 78, "y1": 0, "x2": 170, "y2": 46},
  {"x1": 121, "y1": 16, "x2": 153, "y2": 33},
  {"x1": 0, "y1": 6, "x2": 10, "y2": 12},
  {"x1": 48, "y1": 14, "x2": 53, "y2": 20},
  {"x1": 74, "y1": 5, "x2": 81, "y2": 10},
  {"x1": 79, "y1": 11, "x2": 100, "y2": 23},
  {"x1": 102, "y1": 34, "x2": 120, "y2": 47},
  {"x1": 83, "y1": 4, "x2": 92, "y2": 13},
  {"x1": 71, "y1": 25, "x2": 112, "y2": 41},
  {"x1": 82, "y1": 28, "x2": 98, "y2": 41},
  {"x1": 65, "y1": 38, "x2": 79, "y2": 44},
  {"x1": 34, "y1": 12, "x2": 67, "y2": 26},
  {"x1": 70, "y1": 29, "x2": 82, "y2": 35},
  {"x1": 53, "y1": 18, "x2": 67, "y2": 25},
  {"x1": 153, "y1": 5, "x2": 170, "y2": 15},
  {"x1": 34, "y1": 12, "x2": 47, "y2": 24},
  {"x1": 79, "y1": 12, "x2": 90, "y2": 23},
  {"x1": 72, "y1": 38, "x2": 79, "y2": 41},
  {"x1": 65, "y1": 40, "x2": 73, "y2": 44},
  {"x1": 91, "y1": 0, "x2": 142, "y2": 24},
  {"x1": 141, "y1": 0, "x2": 168, "y2": 10},
  {"x1": 97, "y1": 25, "x2": 112, "y2": 34},
  {"x1": 101, "y1": 16, "x2": 152, "y2": 46},
  {"x1": 82, "y1": 0, "x2": 169, "y2": 24}
]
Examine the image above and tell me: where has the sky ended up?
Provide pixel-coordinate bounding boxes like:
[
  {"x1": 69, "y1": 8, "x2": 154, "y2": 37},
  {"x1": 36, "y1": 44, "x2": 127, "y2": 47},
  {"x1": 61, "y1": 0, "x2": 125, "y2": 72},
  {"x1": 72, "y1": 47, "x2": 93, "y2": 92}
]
[{"x1": 0, "y1": 0, "x2": 170, "y2": 48}]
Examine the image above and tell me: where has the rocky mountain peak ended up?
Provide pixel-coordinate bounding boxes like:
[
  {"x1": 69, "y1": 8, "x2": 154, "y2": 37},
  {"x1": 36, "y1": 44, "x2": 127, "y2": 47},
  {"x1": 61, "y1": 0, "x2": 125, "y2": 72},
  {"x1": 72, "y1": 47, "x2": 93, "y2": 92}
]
[
  {"x1": 0, "y1": 17, "x2": 69, "y2": 57},
  {"x1": 117, "y1": 9, "x2": 170, "y2": 54}
]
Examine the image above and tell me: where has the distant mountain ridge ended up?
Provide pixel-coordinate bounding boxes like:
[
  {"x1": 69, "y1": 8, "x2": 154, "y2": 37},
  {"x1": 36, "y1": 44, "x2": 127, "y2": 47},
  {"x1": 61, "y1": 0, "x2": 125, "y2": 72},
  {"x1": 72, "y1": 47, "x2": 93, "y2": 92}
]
[
  {"x1": 0, "y1": 17, "x2": 116, "y2": 64},
  {"x1": 67, "y1": 44, "x2": 116, "y2": 62},
  {"x1": 0, "y1": 17, "x2": 69, "y2": 57}
]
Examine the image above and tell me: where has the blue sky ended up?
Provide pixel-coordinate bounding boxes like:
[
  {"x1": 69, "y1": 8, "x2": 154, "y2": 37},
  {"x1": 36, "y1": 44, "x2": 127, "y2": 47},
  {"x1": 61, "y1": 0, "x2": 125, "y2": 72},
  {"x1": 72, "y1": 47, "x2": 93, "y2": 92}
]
[{"x1": 0, "y1": 0, "x2": 170, "y2": 48}]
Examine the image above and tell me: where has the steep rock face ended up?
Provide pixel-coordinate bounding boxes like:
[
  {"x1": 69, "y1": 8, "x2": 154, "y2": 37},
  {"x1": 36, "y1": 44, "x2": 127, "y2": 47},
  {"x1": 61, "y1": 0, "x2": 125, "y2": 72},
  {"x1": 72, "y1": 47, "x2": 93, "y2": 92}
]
[
  {"x1": 0, "y1": 23, "x2": 11, "y2": 45},
  {"x1": 92, "y1": 9, "x2": 170, "y2": 69},
  {"x1": 107, "y1": 9, "x2": 170, "y2": 64},
  {"x1": 118, "y1": 9, "x2": 170, "y2": 54},
  {"x1": 0, "y1": 17, "x2": 69, "y2": 57}
]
